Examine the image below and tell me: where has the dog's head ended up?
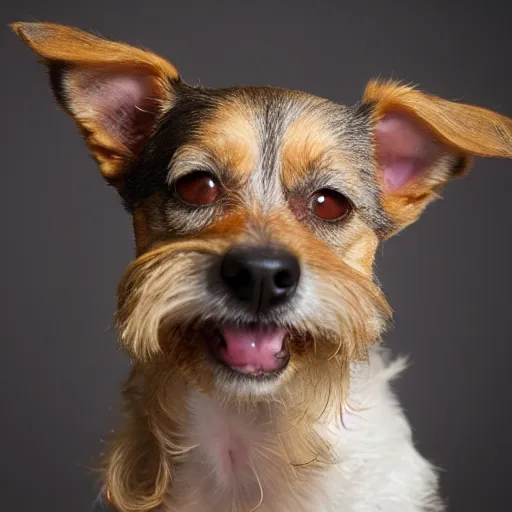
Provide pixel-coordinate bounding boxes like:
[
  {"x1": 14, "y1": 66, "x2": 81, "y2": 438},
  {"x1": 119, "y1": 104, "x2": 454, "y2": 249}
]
[{"x1": 13, "y1": 22, "x2": 512, "y2": 408}]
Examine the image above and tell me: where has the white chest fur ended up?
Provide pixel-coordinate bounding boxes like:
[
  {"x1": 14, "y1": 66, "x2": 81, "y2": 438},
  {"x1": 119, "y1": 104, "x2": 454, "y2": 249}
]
[{"x1": 164, "y1": 348, "x2": 443, "y2": 512}]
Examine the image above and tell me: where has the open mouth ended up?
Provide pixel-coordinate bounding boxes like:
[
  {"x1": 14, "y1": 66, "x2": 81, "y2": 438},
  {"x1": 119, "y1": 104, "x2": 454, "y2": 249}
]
[{"x1": 207, "y1": 322, "x2": 290, "y2": 378}]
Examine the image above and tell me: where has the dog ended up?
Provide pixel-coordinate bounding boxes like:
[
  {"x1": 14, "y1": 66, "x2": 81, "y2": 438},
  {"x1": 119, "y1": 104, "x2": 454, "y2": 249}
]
[{"x1": 12, "y1": 21, "x2": 512, "y2": 512}]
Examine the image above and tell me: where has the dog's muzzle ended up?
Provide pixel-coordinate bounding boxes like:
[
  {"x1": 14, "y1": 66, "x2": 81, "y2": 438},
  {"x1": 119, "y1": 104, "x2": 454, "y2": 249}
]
[{"x1": 206, "y1": 245, "x2": 300, "y2": 377}]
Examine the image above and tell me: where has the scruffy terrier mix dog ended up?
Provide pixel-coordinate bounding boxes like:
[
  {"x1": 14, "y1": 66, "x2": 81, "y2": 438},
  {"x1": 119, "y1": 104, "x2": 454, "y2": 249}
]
[{"x1": 13, "y1": 22, "x2": 512, "y2": 512}]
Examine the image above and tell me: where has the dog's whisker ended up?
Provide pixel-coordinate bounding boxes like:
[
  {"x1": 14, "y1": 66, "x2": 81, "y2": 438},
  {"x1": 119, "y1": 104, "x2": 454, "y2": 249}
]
[
  {"x1": 248, "y1": 460, "x2": 264, "y2": 512},
  {"x1": 290, "y1": 455, "x2": 319, "y2": 468}
]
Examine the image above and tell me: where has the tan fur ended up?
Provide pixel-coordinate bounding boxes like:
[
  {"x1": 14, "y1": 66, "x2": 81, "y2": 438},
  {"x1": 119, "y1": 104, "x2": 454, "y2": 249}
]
[
  {"x1": 364, "y1": 79, "x2": 512, "y2": 159},
  {"x1": 342, "y1": 222, "x2": 380, "y2": 275},
  {"x1": 194, "y1": 99, "x2": 260, "y2": 179},
  {"x1": 280, "y1": 104, "x2": 345, "y2": 188},
  {"x1": 365, "y1": 79, "x2": 512, "y2": 233},
  {"x1": 11, "y1": 22, "x2": 179, "y2": 185},
  {"x1": 132, "y1": 208, "x2": 155, "y2": 256},
  {"x1": 105, "y1": 366, "x2": 188, "y2": 511}
]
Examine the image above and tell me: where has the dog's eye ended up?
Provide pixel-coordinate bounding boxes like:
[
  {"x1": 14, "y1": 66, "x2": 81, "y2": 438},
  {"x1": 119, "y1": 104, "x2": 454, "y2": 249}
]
[
  {"x1": 175, "y1": 171, "x2": 221, "y2": 206},
  {"x1": 310, "y1": 189, "x2": 352, "y2": 221}
]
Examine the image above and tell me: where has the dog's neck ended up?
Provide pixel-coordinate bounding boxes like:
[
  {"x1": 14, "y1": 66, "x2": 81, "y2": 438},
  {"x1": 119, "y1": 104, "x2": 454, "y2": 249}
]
[
  {"x1": 161, "y1": 385, "x2": 341, "y2": 511},
  {"x1": 121, "y1": 357, "x2": 370, "y2": 512},
  {"x1": 107, "y1": 347, "x2": 423, "y2": 512}
]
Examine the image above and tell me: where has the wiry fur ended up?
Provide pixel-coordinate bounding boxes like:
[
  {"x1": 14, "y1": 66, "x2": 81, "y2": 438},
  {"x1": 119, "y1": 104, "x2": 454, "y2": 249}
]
[
  {"x1": 12, "y1": 22, "x2": 512, "y2": 512},
  {"x1": 105, "y1": 347, "x2": 443, "y2": 511}
]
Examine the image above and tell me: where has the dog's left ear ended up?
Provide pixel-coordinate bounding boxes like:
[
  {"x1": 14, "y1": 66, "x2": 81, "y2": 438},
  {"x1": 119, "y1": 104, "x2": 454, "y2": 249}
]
[
  {"x1": 363, "y1": 80, "x2": 512, "y2": 236},
  {"x1": 11, "y1": 22, "x2": 180, "y2": 188}
]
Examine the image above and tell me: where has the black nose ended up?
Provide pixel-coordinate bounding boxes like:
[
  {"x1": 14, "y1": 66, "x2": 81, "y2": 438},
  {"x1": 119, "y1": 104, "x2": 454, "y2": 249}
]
[{"x1": 220, "y1": 246, "x2": 300, "y2": 313}]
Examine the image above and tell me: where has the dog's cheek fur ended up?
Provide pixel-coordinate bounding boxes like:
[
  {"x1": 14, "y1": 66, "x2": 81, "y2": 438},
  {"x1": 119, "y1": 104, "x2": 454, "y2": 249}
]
[
  {"x1": 104, "y1": 365, "x2": 191, "y2": 512},
  {"x1": 115, "y1": 208, "x2": 252, "y2": 378},
  {"x1": 115, "y1": 240, "x2": 221, "y2": 361}
]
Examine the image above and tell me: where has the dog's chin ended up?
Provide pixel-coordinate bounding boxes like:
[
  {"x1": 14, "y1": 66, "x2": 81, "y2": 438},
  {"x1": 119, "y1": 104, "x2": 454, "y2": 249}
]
[{"x1": 201, "y1": 321, "x2": 291, "y2": 395}]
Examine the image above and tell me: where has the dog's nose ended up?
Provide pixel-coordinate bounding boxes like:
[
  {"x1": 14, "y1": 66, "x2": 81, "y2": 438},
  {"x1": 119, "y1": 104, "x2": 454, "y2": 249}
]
[{"x1": 220, "y1": 246, "x2": 300, "y2": 313}]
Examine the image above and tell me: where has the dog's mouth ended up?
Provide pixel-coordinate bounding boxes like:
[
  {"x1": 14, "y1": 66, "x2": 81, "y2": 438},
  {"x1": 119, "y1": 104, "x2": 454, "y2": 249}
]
[{"x1": 206, "y1": 322, "x2": 290, "y2": 378}]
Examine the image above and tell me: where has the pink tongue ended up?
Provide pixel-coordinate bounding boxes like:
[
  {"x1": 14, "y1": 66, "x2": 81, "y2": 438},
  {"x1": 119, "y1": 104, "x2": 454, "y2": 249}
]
[{"x1": 219, "y1": 324, "x2": 286, "y2": 373}]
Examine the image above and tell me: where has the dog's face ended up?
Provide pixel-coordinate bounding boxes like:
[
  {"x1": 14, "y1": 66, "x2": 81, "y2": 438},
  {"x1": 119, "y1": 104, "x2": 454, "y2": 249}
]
[
  {"x1": 116, "y1": 84, "x2": 392, "y2": 399},
  {"x1": 14, "y1": 23, "x2": 512, "y2": 404}
]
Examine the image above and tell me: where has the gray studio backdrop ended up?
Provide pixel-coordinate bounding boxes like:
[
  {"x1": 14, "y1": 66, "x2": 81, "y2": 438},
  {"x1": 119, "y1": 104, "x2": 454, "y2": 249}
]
[{"x1": 2, "y1": 1, "x2": 511, "y2": 511}]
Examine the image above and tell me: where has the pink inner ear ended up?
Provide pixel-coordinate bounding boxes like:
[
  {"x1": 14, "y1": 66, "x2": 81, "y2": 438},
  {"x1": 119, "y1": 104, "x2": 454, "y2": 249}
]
[
  {"x1": 374, "y1": 112, "x2": 441, "y2": 192},
  {"x1": 75, "y1": 70, "x2": 160, "y2": 155}
]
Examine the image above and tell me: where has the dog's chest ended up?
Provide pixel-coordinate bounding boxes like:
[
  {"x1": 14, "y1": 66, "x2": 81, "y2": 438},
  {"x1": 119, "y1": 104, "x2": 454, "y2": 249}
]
[
  {"x1": 164, "y1": 391, "x2": 335, "y2": 512},
  {"x1": 189, "y1": 392, "x2": 256, "y2": 487},
  {"x1": 161, "y1": 351, "x2": 443, "y2": 512}
]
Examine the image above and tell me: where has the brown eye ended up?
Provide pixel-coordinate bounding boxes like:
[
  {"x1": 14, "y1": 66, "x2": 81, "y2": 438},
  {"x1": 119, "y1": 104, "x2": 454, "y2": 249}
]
[
  {"x1": 175, "y1": 171, "x2": 221, "y2": 206},
  {"x1": 310, "y1": 188, "x2": 352, "y2": 221}
]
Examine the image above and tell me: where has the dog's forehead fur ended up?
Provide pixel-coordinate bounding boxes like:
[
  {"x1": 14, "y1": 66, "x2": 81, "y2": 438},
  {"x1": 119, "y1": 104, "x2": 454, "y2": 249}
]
[{"x1": 125, "y1": 84, "x2": 391, "y2": 255}]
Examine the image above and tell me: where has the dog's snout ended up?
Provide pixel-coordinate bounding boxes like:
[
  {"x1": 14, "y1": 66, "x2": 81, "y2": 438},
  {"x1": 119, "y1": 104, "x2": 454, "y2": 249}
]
[{"x1": 220, "y1": 246, "x2": 300, "y2": 313}]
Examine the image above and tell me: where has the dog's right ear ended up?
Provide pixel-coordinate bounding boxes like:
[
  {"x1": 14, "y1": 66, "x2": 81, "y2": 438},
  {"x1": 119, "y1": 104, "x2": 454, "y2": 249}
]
[{"x1": 11, "y1": 22, "x2": 180, "y2": 188}]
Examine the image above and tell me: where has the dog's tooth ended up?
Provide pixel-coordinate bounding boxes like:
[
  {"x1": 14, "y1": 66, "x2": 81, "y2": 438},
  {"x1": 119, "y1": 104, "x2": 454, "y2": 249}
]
[{"x1": 275, "y1": 349, "x2": 289, "y2": 360}]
